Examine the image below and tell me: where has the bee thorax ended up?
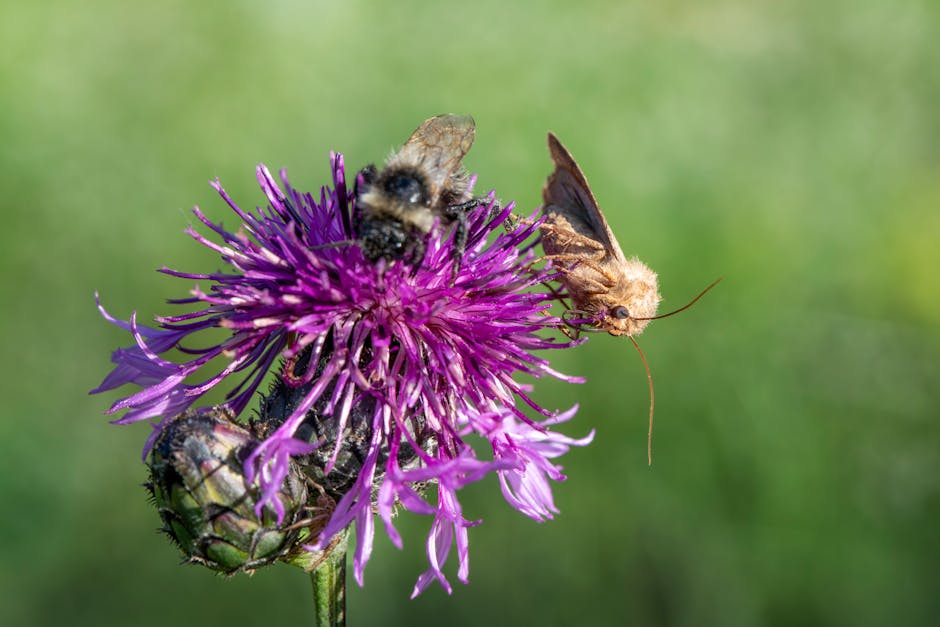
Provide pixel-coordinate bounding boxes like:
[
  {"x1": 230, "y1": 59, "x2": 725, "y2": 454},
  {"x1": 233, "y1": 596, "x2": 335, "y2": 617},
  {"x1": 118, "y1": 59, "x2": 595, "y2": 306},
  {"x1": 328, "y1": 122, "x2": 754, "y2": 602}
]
[{"x1": 358, "y1": 189, "x2": 435, "y2": 233}]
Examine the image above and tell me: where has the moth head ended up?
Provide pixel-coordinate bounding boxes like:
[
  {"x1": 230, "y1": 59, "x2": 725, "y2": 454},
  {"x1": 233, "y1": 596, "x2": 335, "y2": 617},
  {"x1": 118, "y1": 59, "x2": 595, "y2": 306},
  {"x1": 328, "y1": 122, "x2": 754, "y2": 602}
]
[{"x1": 601, "y1": 258, "x2": 661, "y2": 337}]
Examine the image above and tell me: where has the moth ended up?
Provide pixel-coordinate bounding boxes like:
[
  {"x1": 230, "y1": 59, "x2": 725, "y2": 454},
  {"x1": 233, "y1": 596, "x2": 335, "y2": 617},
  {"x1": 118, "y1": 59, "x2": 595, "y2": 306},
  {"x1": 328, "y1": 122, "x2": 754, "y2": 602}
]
[
  {"x1": 541, "y1": 132, "x2": 662, "y2": 336},
  {"x1": 354, "y1": 114, "x2": 489, "y2": 273},
  {"x1": 540, "y1": 132, "x2": 719, "y2": 463}
]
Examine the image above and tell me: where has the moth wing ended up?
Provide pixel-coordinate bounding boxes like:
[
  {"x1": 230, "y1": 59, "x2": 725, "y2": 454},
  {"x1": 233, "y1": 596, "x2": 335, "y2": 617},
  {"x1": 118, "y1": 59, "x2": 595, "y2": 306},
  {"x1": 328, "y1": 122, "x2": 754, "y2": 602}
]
[
  {"x1": 542, "y1": 132, "x2": 628, "y2": 265},
  {"x1": 394, "y1": 114, "x2": 475, "y2": 205}
]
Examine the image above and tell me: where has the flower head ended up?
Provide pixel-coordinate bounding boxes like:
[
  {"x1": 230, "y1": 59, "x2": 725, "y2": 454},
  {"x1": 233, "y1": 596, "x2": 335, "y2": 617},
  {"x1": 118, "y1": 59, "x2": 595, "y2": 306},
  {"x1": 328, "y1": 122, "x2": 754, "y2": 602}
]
[{"x1": 94, "y1": 153, "x2": 591, "y2": 593}]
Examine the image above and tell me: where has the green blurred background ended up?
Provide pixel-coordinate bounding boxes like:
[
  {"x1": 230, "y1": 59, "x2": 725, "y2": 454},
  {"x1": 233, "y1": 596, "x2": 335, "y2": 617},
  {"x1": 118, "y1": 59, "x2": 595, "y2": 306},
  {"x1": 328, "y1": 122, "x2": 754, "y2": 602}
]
[{"x1": 2, "y1": 0, "x2": 938, "y2": 625}]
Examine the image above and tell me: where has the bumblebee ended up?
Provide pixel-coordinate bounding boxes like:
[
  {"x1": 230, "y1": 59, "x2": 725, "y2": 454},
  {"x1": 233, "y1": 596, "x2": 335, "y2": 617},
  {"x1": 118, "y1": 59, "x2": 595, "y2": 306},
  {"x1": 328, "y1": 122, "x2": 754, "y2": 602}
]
[{"x1": 354, "y1": 114, "x2": 489, "y2": 274}]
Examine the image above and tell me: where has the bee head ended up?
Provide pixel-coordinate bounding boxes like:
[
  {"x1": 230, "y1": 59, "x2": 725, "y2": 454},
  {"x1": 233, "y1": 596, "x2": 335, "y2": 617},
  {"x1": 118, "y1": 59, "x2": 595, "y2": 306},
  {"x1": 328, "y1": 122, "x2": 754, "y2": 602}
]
[{"x1": 381, "y1": 168, "x2": 429, "y2": 206}]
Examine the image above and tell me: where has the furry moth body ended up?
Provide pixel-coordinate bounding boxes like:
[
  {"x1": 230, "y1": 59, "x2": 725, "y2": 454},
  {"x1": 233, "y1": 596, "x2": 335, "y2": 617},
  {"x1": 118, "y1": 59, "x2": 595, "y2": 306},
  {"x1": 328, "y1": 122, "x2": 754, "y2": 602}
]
[{"x1": 540, "y1": 133, "x2": 661, "y2": 336}]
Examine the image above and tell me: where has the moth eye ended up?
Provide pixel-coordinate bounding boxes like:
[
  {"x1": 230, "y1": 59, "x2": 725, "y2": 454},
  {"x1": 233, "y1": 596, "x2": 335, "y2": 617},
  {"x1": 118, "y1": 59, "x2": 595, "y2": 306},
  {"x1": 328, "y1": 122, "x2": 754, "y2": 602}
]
[{"x1": 611, "y1": 305, "x2": 630, "y2": 320}]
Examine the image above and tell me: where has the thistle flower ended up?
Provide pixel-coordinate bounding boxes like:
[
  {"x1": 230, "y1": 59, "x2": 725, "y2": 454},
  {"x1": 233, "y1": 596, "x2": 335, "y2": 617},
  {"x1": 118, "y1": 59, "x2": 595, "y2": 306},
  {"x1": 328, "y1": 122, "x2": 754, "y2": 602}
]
[{"x1": 93, "y1": 153, "x2": 592, "y2": 594}]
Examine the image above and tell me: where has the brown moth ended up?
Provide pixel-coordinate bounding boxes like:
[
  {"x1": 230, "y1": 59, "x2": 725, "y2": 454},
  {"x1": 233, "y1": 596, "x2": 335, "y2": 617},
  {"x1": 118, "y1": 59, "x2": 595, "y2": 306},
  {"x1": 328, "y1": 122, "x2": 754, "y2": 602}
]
[
  {"x1": 541, "y1": 132, "x2": 661, "y2": 336},
  {"x1": 540, "y1": 133, "x2": 720, "y2": 465},
  {"x1": 541, "y1": 132, "x2": 661, "y2": 464}
]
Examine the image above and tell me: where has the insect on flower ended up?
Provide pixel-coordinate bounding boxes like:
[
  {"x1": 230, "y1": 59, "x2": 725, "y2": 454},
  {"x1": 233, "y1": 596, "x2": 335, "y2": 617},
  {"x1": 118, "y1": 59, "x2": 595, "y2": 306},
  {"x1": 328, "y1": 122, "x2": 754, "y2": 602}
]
[
  {"x1": 541, "y1": 132, "x2": 663, "y2": 338},
  {"x1": 92, "y1": 150, "x2": 592, "y2": 597},
  {"x1": 353, "y1": 114, "x2": 494, "y2": 275},
  {"x1": 540, "y1": 132, "x2": 720, "y2": 463}
]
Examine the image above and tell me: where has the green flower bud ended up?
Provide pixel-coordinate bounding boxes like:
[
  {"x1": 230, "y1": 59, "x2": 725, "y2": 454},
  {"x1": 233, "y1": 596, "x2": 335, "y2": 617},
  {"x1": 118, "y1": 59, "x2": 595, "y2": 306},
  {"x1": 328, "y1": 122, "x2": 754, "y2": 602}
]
[{"x1": 147, "y1": 407, "x2": 309, "y2": 575}]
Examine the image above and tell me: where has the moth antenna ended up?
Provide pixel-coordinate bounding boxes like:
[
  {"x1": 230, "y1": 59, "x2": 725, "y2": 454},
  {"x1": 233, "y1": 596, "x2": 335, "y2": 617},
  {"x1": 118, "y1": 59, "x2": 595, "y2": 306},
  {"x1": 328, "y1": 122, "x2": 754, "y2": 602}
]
[
  {"x1": 635, "y1": 277, "x2": 723, "y2": 322},
  {"x1": 628, "y1": 335, "x2": 655, "y2": 466}
]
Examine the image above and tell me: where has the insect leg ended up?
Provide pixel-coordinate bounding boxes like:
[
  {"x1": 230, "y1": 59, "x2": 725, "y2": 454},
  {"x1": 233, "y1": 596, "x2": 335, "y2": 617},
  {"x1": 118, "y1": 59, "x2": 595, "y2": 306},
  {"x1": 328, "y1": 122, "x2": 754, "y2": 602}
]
[
  {"x1": 446, "y1": 198, "x2": 483, "y2": 213},
  {"x1": 540, "y1": 282, "x2": 577, "y2": 339},
  {"x1": 561, "y1": 309, "x2": 608, "y2": 337},
  {"x1": 448, "y1": 196, "x2": 505, "y2": 223},
  {"x1": 541, "y1": 253, "x2": 618, "y2": 287},
  {"x1": 539, "y1": 223, "x2": 607, "y2": 258},
  {"x1": 449, "y1": 209, "x2": 468, "y2": 281},
  {"x1": 410, "y1": 235, "x2": 428, "y2": 275},
  {"x1": 442, "y1": 198, "x2": 489, "y2": 280},
  {"x1": 350, "y1": 164, "x2": 377, "y2": 235}
]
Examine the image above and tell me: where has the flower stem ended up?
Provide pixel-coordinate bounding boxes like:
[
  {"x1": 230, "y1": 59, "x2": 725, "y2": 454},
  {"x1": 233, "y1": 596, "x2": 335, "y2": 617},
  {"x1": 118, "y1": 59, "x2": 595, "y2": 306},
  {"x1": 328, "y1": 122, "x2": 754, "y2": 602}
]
[{"x1": 309, "y1": 532, "x2": 348, "y2": 627}]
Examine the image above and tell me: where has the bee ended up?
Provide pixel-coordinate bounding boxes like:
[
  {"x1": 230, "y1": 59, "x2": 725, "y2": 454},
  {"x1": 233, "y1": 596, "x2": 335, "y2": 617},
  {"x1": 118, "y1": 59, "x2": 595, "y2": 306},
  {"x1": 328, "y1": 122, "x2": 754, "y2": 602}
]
[
  {"x1": 354, "y1": 114, "x2": 489, "y2": 274},
  {"x1": 541, "y1": 132, "x2": 720, "y2": 464}
]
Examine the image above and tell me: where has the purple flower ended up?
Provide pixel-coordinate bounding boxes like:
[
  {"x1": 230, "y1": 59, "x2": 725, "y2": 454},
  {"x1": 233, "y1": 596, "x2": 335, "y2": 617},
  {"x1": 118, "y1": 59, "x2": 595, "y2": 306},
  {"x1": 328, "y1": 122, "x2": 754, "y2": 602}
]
[{"x1": 93, "y1": 153, "x2": 591, "y2": 594}]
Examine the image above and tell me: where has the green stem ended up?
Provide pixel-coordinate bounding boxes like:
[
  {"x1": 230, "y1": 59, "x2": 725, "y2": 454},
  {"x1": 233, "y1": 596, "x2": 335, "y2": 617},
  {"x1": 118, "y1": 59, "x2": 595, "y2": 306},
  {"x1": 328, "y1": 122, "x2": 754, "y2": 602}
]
[{"x1": 309, "y1": 531, "x2": 348, "y2": 627}]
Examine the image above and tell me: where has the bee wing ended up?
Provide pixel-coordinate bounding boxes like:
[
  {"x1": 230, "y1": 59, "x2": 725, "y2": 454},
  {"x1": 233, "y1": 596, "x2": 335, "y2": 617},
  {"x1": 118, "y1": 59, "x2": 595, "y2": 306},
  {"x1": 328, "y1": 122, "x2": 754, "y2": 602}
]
[
  {"x1": 542, "y1": 132, "x2": 628, "y2": 265},
  {"x1": 396, "y1": 114, "x2": 476, "y2": 204}
]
